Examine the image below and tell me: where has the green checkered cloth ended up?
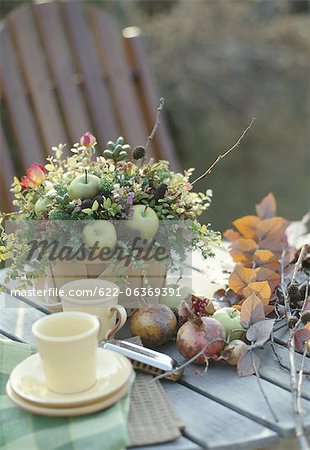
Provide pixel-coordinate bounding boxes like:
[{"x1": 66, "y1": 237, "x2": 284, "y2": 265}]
[{"x1": 0, "y1": 340, "x2": 133, "y2": 450}]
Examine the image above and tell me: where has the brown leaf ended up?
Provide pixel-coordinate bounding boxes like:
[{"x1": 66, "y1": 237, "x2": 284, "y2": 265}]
[
  {"x1": 253, "y1": 250, "x2": 280, "y2": 272},
  {"x1": 255, "y1": 193, "x2": 276, "y2": 220},
  {"x1": 224, "y1": 229, "x2": 242, "y2": 241},
  {"x1": 229, "y1": 266, "x2": 256, "y2": 295},
  {"x1": 257, "y1": 217, "x2": 289, "y2": 242},
  {"x1": 254, "y1": 267, "x2": 281, "y2": 292},
  {"x1": 295, "y1": 328, "x2": 310, "y2": 353},
  {"x1": 243, "y1": 281, "x2": 271, "y2": 306},
  {"x1": 246, "y1": 319, "x2": 275, "y2": 346},
  {"x1": 304, "y1": 298, "x2": 310, "y2": 312},
  {"x1": 233, "y1": 215, "x2": 261, "y2": 241},
  {"x1": 241, "y1": 294, "x2": 265, "y2": 327},
  {"x1": 230, "y1": 238, "x2": 257, "y2": 267},
  {"x1": 237, "y1": 350, "x2": 260, "y2": 377}
]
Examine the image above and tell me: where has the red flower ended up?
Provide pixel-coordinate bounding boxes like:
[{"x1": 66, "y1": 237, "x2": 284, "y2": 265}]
[
  {"x1": 80, "y1": 131, "x2": 96, "y2": 147},
  {"x1": 20, "y1": 163, "x2": 46, "y2": 190}
]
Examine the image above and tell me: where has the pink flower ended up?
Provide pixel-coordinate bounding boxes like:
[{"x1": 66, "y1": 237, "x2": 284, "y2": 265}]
[
  {"x1": 20, "y1": 163, "x2": 46, "y2": 190},
  {"x1": 185, "y1": 182, "x2": 193, "y2": 192},
  {"x1": 80, "y1": 132, "x2": 96, "y2": 147}
]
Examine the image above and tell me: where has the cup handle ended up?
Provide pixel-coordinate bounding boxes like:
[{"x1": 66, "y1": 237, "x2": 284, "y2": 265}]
[{"x1": 106, "y1": 305, "x2": 127, "y2": 340}]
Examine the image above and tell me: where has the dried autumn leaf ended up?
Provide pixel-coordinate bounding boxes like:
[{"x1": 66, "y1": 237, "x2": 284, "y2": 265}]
[
  {"x1": 229, "y1": 266, "x2": 256, "y2": 295},
  {"x1": 246, "y1": 319, "x2": 275, "y2": 347},
  {"x1": 230, "y1": 238, "x2": 257, "y2": 267},
  {"x1": 243, "y1": 281, "x2": 271, "y2": 306},
  {"x1": 232, "y1": 215, "x2": 261, "y2": 241},
  {"x1": 304, "y1": 298, "x2": 310, "y2": 312},
  {"x1": 254, "y1": 267, "x2": 281, "y2": 292},
  {"x1": 253, "y1": 250, "x2": 280, "y2": 272},
  {"x1": 294, "y1": 328, "x2": 310, "y2": 353},
  {"x1": 237, "y1": 350, "x2": 260, "y2": 377},
  {"x1": 224, "y1": 229, "x2": 242, "y2": 242},
  {"x1": 257, "y1": 217, "x2": 289, "y2": 242},
  {"x1": 255, "y1": 193, "x2": 276, "y2": 220},
  {"x1": 241, "y1": 294, "x2": 265, "y2": 327}
]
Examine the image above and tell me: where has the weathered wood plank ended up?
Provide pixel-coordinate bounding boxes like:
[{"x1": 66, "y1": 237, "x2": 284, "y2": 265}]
[
  {"x1": 256, "y1": 341, "x2": 310, "y2": 400},
  {"x1": 33, "y1": 2, "x2": 91, "y2": 144},
  {"x1": 0, "y1": 123, "x2": 15, "y2": 212},
  {"x1": 0, "y1": 294, "x2": 45, "y2": 345},
  {"x1": 89, "y1": 7, "x2": 150, "y2": 150},
  {"x1": 161, "y1": 381, "x2": 278, "y2": 450},
  {"x1": 130, "y1": 436, "x2": 201, "y2": 450},
  {"x1": 0, "y1": 27, "x2": 43, "y2": 166},
  {"x1": 8, "y1": 6, "x2": 67, "y2": 151},
  {"x1": 274, "y1": 326, "x2": 310, "y2": 357},
  {"x1": 162, "y1": 343, "x2": 310, "y2": 437},
  {"x1": 123, "y1": 29, "x2": 181, "y2": 171},
  {"x1": 62, "y1": 1, "x2": 119, "y2": 145}
]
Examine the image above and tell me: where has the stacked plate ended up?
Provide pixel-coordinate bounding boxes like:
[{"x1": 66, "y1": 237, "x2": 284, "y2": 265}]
[{"x1": 6, "y1": 349, "x2": 133, "y2": 416}]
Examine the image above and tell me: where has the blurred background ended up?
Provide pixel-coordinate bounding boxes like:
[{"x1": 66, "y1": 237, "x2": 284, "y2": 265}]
[{"x1": 1, "y1": 0, "x2": 309, "y2": 232}]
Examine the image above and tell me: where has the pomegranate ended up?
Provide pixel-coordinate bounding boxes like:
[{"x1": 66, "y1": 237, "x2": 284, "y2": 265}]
[
  {"x1": 130, "y1": 304, "x2": 177, "y2": 347},
  {"x1": 176, "y1": 317, "x2": 226, "y2": 365}
]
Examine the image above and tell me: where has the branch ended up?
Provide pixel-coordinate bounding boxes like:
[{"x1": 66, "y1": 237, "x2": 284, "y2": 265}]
[
  {"x1": 145, "y1": 97, "x2": 165, "y2": 152},
  {"x1": 297, "y1": 343, "x2": 308, "y2": 414},
  {"x1": 191, "y1": 118, "x2": 255, "y2": 186},
  {"x1": 150, "y1": 338, "x2": 221, "y2": 383},
  {"x1": 251, "y1": 350, "x2": 278, "y2": 422}
]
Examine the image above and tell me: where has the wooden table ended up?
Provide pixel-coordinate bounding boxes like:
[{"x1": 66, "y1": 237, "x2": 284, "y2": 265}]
[{"x1": 1, "y1": 250, "x2": 310, "y2": 450}]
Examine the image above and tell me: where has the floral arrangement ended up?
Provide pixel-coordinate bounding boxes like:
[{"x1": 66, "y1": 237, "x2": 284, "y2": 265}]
[{"x1": 0, "y1": 112, "x2": 224, "y2": 288}]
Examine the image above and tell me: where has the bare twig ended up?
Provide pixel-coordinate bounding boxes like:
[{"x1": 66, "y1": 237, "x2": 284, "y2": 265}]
[
  {"x1": 251, "y1": 350, "x2": 279, "y2": 422},
  {"x1": 282, "y1": 245, "x2": 309, "y2": 450},
  {"x1": 297, "y1": 343, "x2": 308, "y2": 414},
  {"x1": 145, "y1": 98, "x2": 165, "y2": 152},
  {"x1": 191, "y1": 118, "x2": 255, "y2": 186},
  {"x1": 150, "y1": 338, "x2": 222, "y2": 383}
]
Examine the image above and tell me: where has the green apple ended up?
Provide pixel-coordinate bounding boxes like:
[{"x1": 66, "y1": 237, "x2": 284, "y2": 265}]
[
  {"x1": 34, "y1": 197, "x2": 53, "y2": 217},
  {"x1": 127, "y1": 205, "x2": 159, "y2": 240},
  {"x1": 82, "y1": 221, "x2": 117, "y2": 250},
  {"x1": 68, "y1": 174, "x2": 100, "y2": 200},
  {"x1": 212, "y1": 307, "x2": 245, "y2": 341},
  {"x1": 159, "y1": 284, "x2": 192, "y2": 309}
]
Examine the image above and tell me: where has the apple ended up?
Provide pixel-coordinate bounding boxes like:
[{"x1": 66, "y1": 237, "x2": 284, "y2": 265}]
[
  {"x1": 212, "y1": 307, "x2": 245, "y2": 341},
  {"x1": 34, "y1": 197, "x2": 53, "y2": 217},
  {"x1": 82, "y1": 221, "x2": 117, "y2": 251},
  {"x1": 68, "y1": 173, "x2": 100, "y2": 200},
  {"x1": 159, "y1": 284, "x2": 192, "y2": 309},
  {"x1": 127, "y1": 205, "x2": 159, "y2": 240}
]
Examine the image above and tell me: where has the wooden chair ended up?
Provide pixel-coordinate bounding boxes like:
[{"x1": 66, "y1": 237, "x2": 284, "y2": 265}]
[{"x1": 0, "y1": 0, "x2": 180, "y2": 212}]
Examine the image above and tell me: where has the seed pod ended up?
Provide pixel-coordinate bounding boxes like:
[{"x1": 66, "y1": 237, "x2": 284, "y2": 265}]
[
  {"x1": 116, "y1": 136, "x2": 124, "y2": 145},
  {"x1": 116, "y1": 151, "x2": 128, "y2": 161},
  {"x1": 300, "y1": 310, "x2": 310, "y2": 325},
  {"x1": 299, "y1": 282, "x2": 307, "y2": 300},
  {"x1": 122, "y1": 144, "x2": 131, "y2": 153},
  {"x1": 133, "y1": 146, "x2": 146, "y2": 160},
  {"x1": 103, "y1": 149, "x2": 114, "y2": 159},
  {"x1": 287, "y1": 282, "x2": 302, "y2": 304},
  {"x1": 154, "y1": 183, "x2": 168, "y2": 201},
  {"x1": 287, "y1": 315, "x2": 298, "y2": 329}
]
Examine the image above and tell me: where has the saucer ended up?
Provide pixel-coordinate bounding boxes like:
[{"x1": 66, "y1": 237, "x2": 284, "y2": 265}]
[
  {"x1": 10, "y1": 349, "x2": 132, "y2": 407},
  {"x1": 6, "y1": 379, "x2": 131, "y2": 417}
]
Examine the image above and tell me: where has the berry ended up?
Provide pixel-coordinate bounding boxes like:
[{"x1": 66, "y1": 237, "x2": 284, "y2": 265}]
[
  {"x1": 191, "y1": 295, "x2": 211, "y2": 317},
  {"x1": 133, "y1": 146, "x2": 145, "y2": 160},
  {"x1": 300, "y1": 310, "x2": 310, "y2": 325},
  {"x1": 154, "y1": 183, "x2": 168, "y2": 201},
  {"x1": 287, "y1": 315, "x2": 298, "y2": 329},
  {"x1": 81, "y1": 198, "x2": 93, "y2": 209},
  {"x1": 287, "y1": 282, "x2": 301, "y2": 304}
]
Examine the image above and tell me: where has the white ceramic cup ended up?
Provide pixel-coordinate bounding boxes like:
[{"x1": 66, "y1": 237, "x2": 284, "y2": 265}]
[
  {"x1": 60, "y1": 279, "x2": 127, "y2": 341},
  {"x1": 32, "y1": 311, "x2": 100, "y2": 394}
]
